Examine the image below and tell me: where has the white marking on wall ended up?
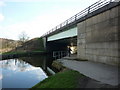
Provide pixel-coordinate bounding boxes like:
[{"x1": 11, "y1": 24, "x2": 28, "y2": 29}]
[{"x1": 48, "y1": 27, "x2": 77, "y2": 41}]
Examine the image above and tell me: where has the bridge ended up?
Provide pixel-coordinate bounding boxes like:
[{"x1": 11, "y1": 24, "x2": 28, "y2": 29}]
[{"x1": 41, "y1": 0, "x2": 120, "y2": 66}]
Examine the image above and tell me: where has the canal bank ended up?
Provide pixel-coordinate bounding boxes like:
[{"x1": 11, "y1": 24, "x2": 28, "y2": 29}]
[
  {"x1": 1, "y1": 51, "x2": 47, "y2": 60},
  {"x1": 31, "y1": 69, "x2": 83, "y2": 88},
  {"x1": 55, "y1": 58, "x2": 120, "y2": 86},
  {"x1": 31, "y1": 55, "x2": 119, "y2": 88}
]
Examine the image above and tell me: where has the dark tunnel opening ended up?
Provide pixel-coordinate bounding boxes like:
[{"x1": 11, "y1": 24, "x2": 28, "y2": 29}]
[{"x1": 46, "y1": 36, "x2": 77, "y2": 52}]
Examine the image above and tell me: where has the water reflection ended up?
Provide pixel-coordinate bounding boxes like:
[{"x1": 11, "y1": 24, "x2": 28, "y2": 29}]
[
  {"x1": 0, "y1": 71, "x2": 2, "y2": 89},
  {"x1": 0, "y1": 56, "x2": 48, "y2": 88}
]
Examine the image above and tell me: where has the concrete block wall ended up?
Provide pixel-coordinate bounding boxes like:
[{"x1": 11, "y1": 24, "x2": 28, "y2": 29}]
[{"x1": 77, "y1": 5, "x2": 120, "y2": 66}]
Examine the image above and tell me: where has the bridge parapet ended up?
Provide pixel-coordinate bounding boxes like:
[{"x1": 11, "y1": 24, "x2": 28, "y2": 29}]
[{"x1": 41, "y1": 0, "x2": 119, "y2": 37}]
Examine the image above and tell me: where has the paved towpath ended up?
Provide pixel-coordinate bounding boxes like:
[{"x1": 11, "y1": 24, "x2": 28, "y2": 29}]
[{"x1": 57, "y1": 57, "x2": 119, "y2": 86}]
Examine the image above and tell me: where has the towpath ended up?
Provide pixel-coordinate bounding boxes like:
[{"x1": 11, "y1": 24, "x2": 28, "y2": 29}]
[{"x1": 57, "y1": 55, "x2": 119, "y2": 86}]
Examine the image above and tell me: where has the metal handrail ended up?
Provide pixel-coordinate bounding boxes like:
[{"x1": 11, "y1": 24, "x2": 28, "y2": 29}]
[
  {"x1": 53, "y1": 51, "x2": 68, "y2": 60},
  {"x1": 41, "y1": 0, "x2": 114, "y2": 37}
]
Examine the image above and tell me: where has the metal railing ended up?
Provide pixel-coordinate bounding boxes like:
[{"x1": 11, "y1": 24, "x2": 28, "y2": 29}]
[
  {"x1": 41, "y1": 0, "x2": 116, "y2": 37},
  {"x1": 53, "y1": 51, "x2": 68, "y2": 60}
]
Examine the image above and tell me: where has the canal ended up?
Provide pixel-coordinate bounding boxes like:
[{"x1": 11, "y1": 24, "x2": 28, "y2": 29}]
[{"x1": 0, "y1": 55, "x2": 53, "y2": 88}]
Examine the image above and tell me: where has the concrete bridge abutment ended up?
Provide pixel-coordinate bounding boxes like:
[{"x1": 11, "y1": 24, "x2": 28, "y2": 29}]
[{"x1": 77, "y1": 5, "x2": 120, "y2": 66}]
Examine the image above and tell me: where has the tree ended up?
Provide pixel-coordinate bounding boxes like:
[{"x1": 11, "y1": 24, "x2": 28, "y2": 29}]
[{"x1": 18, "y1": 31, "x2": 29, "y2": 45}]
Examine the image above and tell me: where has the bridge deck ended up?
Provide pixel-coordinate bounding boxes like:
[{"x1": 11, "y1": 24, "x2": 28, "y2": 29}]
[{"x1": 42, "y1": 0, "x2": 119, "y2": 37}]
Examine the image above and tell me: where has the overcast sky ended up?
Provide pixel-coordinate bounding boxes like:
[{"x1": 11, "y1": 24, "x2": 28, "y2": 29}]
[{"x1": 0, "y1": 0, "x2": 101, "y2": 40}]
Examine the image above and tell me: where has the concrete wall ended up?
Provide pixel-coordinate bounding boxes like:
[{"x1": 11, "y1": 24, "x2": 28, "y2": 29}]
[{"x1": 77, "y1": 5, "x2": 120, "y2": 66}]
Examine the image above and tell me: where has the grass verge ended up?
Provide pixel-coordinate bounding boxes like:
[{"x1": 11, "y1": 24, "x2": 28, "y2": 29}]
[{"x1": 30, "y1": 70, "x2": 85, "y2": 88}]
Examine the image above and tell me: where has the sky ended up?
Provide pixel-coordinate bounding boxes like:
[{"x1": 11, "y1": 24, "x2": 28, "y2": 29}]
[{"x1": 0, "y1": 0, "x2": 101, "y2": 40}]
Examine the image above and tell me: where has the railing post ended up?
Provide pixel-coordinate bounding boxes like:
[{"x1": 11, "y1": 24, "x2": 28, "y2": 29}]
[
  {"x1": 110, "y1": 0, "x2": 112, "y2": 3},
  {"x1": 66, "y1": 20, "x2": 68, "y2": 25},
  {"x1": 75, "y1": 14, "x2": 77, "y2": 20},
  {"x1": 88, "y1": 6, "x2": 90, "y2": 14}
]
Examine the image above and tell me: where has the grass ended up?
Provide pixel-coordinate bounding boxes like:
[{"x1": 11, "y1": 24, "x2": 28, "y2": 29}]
[
  {"x1": 31, "y1": 70, "x2": 85, "y2": 88},
  {"x1": 37, "y1": 38, "x2": 45, "y2": 51}
]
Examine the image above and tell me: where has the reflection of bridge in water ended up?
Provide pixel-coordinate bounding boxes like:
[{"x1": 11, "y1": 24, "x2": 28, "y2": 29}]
[{"x1": 20, "y1": 56, "x2": 47, "y2": 71}]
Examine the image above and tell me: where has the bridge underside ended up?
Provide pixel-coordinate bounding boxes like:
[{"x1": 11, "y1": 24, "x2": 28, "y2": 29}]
[{"x1": 46, "y1": 36, "x2": 77, "y2": 53}]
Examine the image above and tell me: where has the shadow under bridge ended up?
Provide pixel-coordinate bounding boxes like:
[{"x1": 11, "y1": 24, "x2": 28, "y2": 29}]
[{"x1": 46, "y1": 36, "x2": 77, "y2": 59}]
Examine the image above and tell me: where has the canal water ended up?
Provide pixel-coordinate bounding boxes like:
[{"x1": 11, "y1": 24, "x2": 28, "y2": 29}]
[{"x1": 0, "y1": 55, "x2": 53, "y2": 88}]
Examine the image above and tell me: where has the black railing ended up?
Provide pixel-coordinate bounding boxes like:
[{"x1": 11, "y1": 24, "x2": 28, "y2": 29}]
[
  {"x1": 53, "y1": 51, "x2": 68, "y2": 60},
  {"x1": 41, "y1": 0, "x2": 115, "y2": 37}
]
